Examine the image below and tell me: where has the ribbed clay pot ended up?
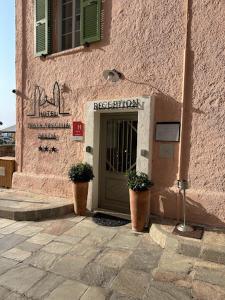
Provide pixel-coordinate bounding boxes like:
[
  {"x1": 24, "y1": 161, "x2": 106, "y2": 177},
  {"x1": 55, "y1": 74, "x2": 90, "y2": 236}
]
[
  {"x1": 72, "y1": 182, "x2": 89, "y2": 216},
  {"x1": 129, "y1": 189, "x2": 150, "y2": 232}
]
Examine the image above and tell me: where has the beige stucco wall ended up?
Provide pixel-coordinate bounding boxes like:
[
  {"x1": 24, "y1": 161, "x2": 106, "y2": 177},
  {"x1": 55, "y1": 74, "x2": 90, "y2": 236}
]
[{"x1": 14, "y1": 0, "x2": 225, "y2": 227}]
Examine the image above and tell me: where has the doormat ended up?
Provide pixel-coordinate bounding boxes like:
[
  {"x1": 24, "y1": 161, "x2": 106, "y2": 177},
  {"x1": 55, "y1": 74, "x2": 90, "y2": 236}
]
[
  {"x1": 92, "y1": 213, "x2": 130, "y2": 227},
  {"x1": 173, "y1": 225, "x2": 204, "y2": 240}
]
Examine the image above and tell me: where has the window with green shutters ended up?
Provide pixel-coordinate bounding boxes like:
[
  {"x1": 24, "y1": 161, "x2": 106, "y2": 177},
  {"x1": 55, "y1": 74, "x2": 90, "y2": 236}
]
[{"x1": 34, "y1": 0, "x2": 101, "y2": 56}]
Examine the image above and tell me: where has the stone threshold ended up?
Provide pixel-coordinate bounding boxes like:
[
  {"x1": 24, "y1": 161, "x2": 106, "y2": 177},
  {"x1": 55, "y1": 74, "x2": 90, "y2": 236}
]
[{"x1": 94, "y1": 209, "x2": 131, "y2": 221}]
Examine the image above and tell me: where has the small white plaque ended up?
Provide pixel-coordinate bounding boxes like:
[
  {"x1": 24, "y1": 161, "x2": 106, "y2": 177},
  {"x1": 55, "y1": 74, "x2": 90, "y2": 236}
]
[
  {"x1": 156, "y1": 122, "x2": 180, "y2": 142},
  {"x1": 0, "y1": 167, "x2": 5, "y2": 176},
  {"x1": 71, "y1": 136, "x2": 84, "y2": 142}
]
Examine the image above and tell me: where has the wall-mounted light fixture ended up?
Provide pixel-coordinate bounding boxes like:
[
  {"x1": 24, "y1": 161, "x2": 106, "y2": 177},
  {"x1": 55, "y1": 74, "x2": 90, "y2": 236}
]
[
  {"x1": 103, "y1": 69, "x2": 122, "y2": 82},
  {"x1": 12, "y1": 89, "x2": 22, "y2": 96}
]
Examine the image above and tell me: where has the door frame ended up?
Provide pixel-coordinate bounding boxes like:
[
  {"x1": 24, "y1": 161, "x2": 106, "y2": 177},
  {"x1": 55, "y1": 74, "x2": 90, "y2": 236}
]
[
  {"x1": 99, "y1": 112, "x2": 138, "y2": 213},
  {"x1": 84, "y1": 96, "x2": 155, "y2": 212}
]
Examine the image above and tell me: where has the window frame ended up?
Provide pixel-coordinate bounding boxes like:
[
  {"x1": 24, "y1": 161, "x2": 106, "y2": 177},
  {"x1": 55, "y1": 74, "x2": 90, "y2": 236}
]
[{"x1": 58, "y1": 0, "x2": 81, "y2": 52}]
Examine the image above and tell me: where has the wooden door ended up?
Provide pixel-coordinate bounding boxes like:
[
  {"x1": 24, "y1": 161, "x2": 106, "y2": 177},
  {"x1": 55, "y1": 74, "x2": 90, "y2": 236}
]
[{"x1": 99, "y1": 113, "x2": 138, "y2": 213}]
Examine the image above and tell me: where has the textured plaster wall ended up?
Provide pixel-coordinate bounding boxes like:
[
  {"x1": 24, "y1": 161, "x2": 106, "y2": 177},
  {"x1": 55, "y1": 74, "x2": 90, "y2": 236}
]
[
  {"x1": 14, "y1": 0, "x2": 225, "y2": 227},
  {"x1": 184, "y1": 0, "x2": 225, "y2": 226}
]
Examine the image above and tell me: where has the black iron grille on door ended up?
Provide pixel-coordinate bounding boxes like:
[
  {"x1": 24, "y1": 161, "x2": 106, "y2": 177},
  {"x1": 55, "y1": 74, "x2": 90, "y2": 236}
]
[
  {"x1": 99, "y1": 113, "x2": 138, "y2": 213},
  {"x1": 105, "y1": 119, "x2": 138, "y2": 173}
]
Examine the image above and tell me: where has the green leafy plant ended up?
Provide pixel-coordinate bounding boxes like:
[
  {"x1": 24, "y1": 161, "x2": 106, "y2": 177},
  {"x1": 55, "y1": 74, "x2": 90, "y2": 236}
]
[
  {"x1": 127, "y1": 170, "x2": 153, "y2": 192},
  {"x1": 68, "y1": 163, "x2": 94, "y2": 183}
]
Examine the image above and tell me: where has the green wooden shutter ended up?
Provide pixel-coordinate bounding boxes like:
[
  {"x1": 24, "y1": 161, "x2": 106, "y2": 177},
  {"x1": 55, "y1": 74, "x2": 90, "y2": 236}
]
[
  {"x1": 80, "y1": 0, "x2": 101, "y2": 45},
  {"x1": 47, "y1": 0, "x2": 52, "y2": 54},
  {"x1": 35, "y1": 0, "x2": 51, "y2": 56}
]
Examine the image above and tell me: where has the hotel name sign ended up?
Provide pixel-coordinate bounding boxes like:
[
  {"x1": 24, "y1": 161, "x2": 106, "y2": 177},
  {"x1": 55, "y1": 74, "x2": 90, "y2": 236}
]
[
  {"x1": 93, "y1": 98, "x2": 142, "y2": 110},
  {"x1": 28, "y1": 122, "x2": 71, "y2": 129},
  {"x1": 27, "y1": 82, "x2": 71, "y2": 130},
  {"x1": 27, "y1": 81, "x2": 70, "y2": 118},
  {"x1": 27, "y1": 82, "x2": 71, "y2": 152}
]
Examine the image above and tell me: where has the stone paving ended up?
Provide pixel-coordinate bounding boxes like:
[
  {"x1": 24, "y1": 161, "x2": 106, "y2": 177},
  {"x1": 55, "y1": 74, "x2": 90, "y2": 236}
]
[{"x1": 0, "y1": 215, "x2": 223, "y2": 299}]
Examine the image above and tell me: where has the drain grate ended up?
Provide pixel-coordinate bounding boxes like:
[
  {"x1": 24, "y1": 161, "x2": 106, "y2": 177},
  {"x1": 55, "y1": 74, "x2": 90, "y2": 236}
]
[{"x1": 92, "y1": 213, "x2": 130, "y2": 227}]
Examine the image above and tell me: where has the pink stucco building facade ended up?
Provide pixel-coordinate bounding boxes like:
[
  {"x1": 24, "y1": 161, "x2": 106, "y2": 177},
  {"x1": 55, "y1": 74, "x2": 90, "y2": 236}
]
[{"x1": 14, "y1": 0, "x2": 225, "y2": 227}]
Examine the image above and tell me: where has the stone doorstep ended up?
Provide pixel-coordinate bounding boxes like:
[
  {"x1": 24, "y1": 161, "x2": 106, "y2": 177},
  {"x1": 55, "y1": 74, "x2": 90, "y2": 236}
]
[
  {"x1": 0, "y1": 189, "x2": 74, "y2": 221},
  {"x1": 149, "y1": 222, "x2": 225, "y2": 266}
]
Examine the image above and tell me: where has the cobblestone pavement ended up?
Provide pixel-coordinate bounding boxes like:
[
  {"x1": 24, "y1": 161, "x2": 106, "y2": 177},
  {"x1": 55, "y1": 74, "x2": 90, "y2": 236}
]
[{"x1": 0, "y1": 215, "x2": 223, "y2": 300}]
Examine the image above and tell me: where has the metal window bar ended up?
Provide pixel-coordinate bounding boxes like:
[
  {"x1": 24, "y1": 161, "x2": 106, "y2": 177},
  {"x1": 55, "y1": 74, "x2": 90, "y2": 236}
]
[
  {"x1": 122, "y1": 120, "x2": 125, "y2": 172},
  {"x1": 106, "y1": 119, "x2": 137, "y2": 174},
  {"x1": 117, "y1": 121, "x2": 120, "y2": 172},
  {"x1": 109, "y1": 120, "x2": 112, "y2": 171},
  {"x1": 112, "y1": 120, "x2": 115, "y2": 172},
  {"x1": 126, "y1": 121, "x2": 129, "y2": 171},
  {"x1": 129, "y1": 121, "x2": 133, "y2": 170}
]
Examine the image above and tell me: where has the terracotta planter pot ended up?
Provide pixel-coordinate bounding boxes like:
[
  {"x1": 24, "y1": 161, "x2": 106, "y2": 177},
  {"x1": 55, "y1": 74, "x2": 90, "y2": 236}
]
[
  {"x1": 129, "y1": 189, "x2": 150, "y2": 232},
  {"x1": 72, "y1": 182, "x2": 89, "y2": 216}
]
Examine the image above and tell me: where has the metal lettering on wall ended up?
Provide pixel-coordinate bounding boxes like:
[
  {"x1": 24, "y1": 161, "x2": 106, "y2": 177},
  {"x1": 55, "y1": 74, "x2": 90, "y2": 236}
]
[
  {"x1": 28, "y1": 123, "x2": 71, "y2": 129},
  {"x1": 93, "y1": 99, "x2": 142, "y2": 110},
  {"x1": 40, "y1": 111, "x2": 59, "y2": 118},
  {"x1": 38, "y1": 146, "x2": 58, "y2": 153},
  {"x1": 27, "y1": 81, "x2": 70, "y2": 117},
  {"x1": 38, "y1": 133, "x2": 58, "y2": 140},
  {"x1": 27, "y1": 82, "x2": 72, "y2": 154}
]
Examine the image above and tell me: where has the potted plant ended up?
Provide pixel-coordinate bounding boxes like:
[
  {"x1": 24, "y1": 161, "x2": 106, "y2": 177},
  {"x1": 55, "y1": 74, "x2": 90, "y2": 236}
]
[
  {"x1": 127, "y1": 170, "x2": 153, "y2": 232},
  {"x1": 68, "y1": 163, "x2": 94, "y2": 216}
]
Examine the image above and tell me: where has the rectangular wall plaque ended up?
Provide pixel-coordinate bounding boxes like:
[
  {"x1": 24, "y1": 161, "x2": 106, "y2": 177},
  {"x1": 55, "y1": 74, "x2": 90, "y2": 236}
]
[
  {"x1": 155, "y1": 122, "x2": 180, "y2": 142},
  {"x1": 159, "y1": 144, "x2": 174, "y2": 159}
]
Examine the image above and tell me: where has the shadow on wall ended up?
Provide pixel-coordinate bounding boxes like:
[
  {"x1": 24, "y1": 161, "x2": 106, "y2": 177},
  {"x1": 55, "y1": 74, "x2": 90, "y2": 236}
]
[
  {"x1": 151, "y1": 187, "x2": 225, "y2": 228},
  {"x1": 151, "y1": 187, "x2": 179, "y2": 220},
  {"x1": 150, "y1": 92, "x2": 182, "y2": 222},
  {"x1": 185, "y1": 196, "x2": 225, "y2": 228},
  {"x1": 150, "y1": 0, "x2": 208, "y2": 223},
  {"x1": 152, "y1": 93, "x2": 181, "y2": 188},
  {"x1": 178, "y1": 0, "x2": 208, "y2": 179}
]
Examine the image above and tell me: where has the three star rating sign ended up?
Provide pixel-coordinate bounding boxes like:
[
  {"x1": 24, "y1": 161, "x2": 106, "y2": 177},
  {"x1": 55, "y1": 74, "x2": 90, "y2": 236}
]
[{"x1": 38, "y1": 146, "x2": 58, "y2": 153}]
